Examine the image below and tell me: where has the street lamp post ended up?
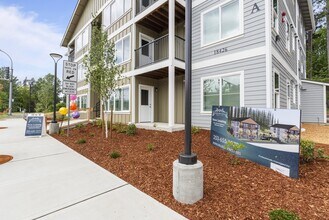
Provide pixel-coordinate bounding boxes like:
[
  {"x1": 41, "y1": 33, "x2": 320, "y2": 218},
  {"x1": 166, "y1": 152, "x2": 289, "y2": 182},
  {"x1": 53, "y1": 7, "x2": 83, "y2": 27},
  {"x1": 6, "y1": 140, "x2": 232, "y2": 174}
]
[
  {"x1": 49, "y1": 53, "x2": 62, "y2": 134},
  {"x1": 24, "y1": 78, "x2": 35, "y2": 113},
  {"x1": 0, "y1": 49, "x2": 13, "y2": 116},
  {"x1": 173, "y1": 0, "x2": 203, "y2": 205}
]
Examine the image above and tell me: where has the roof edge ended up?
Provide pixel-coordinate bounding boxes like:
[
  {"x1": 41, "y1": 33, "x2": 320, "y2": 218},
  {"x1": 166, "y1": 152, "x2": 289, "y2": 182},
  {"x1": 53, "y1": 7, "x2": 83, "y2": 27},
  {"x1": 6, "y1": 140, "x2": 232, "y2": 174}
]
[{"x1": 60, "y1": 0, "x2": 81, "y2": 47}]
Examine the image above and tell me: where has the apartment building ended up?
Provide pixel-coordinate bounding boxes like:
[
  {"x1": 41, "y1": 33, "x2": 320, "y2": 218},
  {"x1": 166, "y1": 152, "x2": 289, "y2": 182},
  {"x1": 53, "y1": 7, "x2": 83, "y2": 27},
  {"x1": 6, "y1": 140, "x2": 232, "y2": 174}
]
[
  {"x1": 61, "y1": 0, "x2": 315, "y2": 130},
  {"x1": 61, "y1": 0, "x2": 187, "y2": 130},
  {"x1": 191, "y1": 0, "x2": 314, "y2": 128}
]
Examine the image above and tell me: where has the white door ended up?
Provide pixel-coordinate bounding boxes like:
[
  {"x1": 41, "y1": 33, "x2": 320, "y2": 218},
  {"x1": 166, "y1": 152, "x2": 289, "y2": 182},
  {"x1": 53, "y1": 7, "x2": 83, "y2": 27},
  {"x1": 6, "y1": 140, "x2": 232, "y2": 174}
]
[
  {"x1": 139, "y1": 85, "x2": 153, "y2": 123},
  {"x1": 139, "y1": 34, "x2": 154, "y2": 67}
]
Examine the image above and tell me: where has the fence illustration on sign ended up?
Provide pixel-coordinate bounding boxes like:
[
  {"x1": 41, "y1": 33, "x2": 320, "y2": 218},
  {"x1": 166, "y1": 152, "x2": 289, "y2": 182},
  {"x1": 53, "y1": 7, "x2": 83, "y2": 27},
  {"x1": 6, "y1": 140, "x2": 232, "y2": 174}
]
[{"x1": 211, "y1": 106, "x2": 301, "y2": 178}]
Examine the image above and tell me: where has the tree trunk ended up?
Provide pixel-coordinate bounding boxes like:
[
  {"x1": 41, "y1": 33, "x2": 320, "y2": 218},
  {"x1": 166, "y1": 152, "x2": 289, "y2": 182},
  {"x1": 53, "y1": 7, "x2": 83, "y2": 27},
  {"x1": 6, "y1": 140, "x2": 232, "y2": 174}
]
[
  {"x1": 327, "y1": 0, "x2": 329, "y2": 77},
  {"x1": 100, "y1": 97, "x2": 105, "y2": 137},
  {"x1": 110, "y1": 104, "x2": 113, "y2": 139}
]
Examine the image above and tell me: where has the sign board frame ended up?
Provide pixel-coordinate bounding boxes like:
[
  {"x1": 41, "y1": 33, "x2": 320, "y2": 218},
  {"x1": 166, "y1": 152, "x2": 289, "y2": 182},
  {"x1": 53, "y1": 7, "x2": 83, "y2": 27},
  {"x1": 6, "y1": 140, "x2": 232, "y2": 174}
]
[
  {"x1": 25, "y1": 113, "x2": 46, "y2": 137},
  {"x1": 62, "y1": 60, "x2": 78, "y2": 95}
]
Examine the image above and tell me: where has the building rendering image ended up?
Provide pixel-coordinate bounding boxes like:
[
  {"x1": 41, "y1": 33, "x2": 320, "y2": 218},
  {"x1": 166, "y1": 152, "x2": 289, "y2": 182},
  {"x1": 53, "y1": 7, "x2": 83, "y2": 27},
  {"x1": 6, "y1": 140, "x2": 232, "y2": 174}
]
[
  {"x1": 61, "y1": 0, "x2": 317, "y2": 130},
  {"x1": 230, "y1": 117, "x2": 260, "y2": 139}
]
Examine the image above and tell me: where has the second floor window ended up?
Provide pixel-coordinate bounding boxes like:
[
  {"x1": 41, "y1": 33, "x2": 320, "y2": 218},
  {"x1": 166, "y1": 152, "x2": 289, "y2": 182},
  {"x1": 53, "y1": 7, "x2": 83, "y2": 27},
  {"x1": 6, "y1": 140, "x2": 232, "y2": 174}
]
[
  {"x1": 201, "y1": 0, "x2": 242, "y2": 46},
  {"x1": 103, "y1": 0, "x2": 131, "y2": 28},
  {"x1": 76, "y1": 27, "x2": 89, "y2": 52},
  {"x1": 285, "y1": 21, "x2": 291, "y2": 52},
  {"x1": 272, "y1": 0, "x2": 279, "y2": 33},
  {"x1": 115, "y1": 35, "x2": 131, "y2": 64}
]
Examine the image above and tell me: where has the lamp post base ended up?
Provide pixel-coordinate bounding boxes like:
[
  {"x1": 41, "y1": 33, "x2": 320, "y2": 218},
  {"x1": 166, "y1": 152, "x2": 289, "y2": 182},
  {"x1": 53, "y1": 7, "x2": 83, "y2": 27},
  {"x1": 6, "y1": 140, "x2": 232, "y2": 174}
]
[
  {"x1": 49, "y1": 122, "x2": 59, "y2": 135},
  {"x1": 179, "y1": 153, "x2": 197, "y2": 165},
  {"x1": 173, "y1": 159, "x2": 203, "y2": 204}
]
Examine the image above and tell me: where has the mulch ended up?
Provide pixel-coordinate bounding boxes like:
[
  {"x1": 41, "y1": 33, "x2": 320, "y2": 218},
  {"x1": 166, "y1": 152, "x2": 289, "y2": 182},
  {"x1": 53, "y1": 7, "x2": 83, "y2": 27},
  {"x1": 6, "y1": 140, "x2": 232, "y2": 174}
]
[
  {"x1": 0, "y1": 127, "x2": 7, "y2": 129},
  {"x1": 53, "y1": 124, "x2": 329, "y2": 220}
]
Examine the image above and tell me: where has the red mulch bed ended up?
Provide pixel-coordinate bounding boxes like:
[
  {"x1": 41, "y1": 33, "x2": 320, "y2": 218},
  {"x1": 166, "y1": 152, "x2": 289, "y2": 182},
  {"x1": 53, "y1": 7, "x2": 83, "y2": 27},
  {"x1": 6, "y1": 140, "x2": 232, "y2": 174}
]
[
  {"x1": 0, "y1": 155, "x2": 13, "y2": 164},
  {"x1": 53, "y1": 124, "x2": 329, "y2": 219},
  {"x1": 0, "y1": 127, "x2": 7, "y2": 129}
]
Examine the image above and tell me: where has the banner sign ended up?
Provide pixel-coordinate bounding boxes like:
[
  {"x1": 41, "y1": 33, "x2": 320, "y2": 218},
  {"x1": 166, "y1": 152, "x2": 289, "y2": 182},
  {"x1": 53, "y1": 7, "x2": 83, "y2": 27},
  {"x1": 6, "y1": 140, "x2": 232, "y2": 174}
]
[
  {"x1": 25, "y1": 114, "x2": 46, "y2": 137},
  {"x1": 211, "y1": 106, "x2": 301, "y2": 178}
]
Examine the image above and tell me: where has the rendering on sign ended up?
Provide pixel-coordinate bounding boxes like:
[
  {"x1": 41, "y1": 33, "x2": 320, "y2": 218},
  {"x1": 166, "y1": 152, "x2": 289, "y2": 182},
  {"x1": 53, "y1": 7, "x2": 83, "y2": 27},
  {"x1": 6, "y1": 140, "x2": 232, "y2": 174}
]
[
  {"x1": 211, "y1": 106, "x2": 301, "y2": 178},
  {"x1": 62, "y1": 60, "x2": 78, "y2": 95},
  {"x1": 25, "y1": 114, "x2": 46, "y2": 137}
]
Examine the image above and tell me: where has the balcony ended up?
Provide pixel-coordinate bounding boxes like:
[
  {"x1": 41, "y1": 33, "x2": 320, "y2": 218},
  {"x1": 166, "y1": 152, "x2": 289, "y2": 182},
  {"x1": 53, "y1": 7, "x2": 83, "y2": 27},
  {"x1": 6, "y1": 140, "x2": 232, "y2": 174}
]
[{"x1": 135, "y1": 34, "x2": 185, "y2": 69}]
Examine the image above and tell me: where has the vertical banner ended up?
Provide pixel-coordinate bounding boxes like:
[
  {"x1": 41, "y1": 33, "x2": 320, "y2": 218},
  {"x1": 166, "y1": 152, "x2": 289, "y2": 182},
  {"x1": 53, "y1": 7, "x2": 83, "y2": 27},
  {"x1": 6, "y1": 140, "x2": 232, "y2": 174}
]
[{"x1": 211, "y1": 106, "x2": 301, "y2": 178}]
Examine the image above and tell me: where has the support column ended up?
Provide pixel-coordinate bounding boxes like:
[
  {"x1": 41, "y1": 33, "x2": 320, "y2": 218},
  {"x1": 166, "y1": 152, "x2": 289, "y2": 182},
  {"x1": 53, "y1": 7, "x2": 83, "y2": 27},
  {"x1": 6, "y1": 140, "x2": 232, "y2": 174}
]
[
  {"x1": 168, "y1": 0, "x2": 175, "y2": 127},
  {"x1": 131, "y1": 76, "x2": 136, "y2": 123}
]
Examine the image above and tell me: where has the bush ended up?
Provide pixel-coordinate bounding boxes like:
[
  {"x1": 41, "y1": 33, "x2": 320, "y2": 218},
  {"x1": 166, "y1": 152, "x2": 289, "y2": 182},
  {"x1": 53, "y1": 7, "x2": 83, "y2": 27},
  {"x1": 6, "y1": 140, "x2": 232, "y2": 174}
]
[
  {"x1": 126, "y1": 124, "x2": 137, "y2": 136},
  {"x1": 317, "y1": 148, "x2": 325, "y2": 159},
  {"x1": 112, "y1": 123, "x2": 128, "y2": 133},
  {"x1": 147, "y1": 143, "x2": 155, "y2": 152},
  {"x1": 75, "y1": 123, "x2": 84, "y2": 129},
  {"x1": 224, "y1": 141, "x2": 245, "y2": 165},
  {"x1": 300, "y1": 140, "x2": 315, "y2": 162},
  {"x1": 92, "y1": 119, "x2": 103, "y2": 127},
  {"x1": 109, "y1": 151, "x2": 121, "y2": 159},
  {"x1": 76, "y1": 139, "x2": 86, "y2": 144},
  {"x1": 269, "y1": 209, "x2": 300, "y2": 220},
  {"x1": 89, "y1": 133, "x2": 95, "y2": 137},
  {"x1": 191, "y1": 126, "x2": 200, "y2": 134},
  {"x1": 56, "y1": 102, "x2": 66, "y2": 111}
]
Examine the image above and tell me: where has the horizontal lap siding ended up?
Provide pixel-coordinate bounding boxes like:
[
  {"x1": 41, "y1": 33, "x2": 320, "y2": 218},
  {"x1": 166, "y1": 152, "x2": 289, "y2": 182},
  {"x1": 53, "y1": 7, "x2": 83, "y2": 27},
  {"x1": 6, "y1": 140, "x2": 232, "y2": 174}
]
[
  {"x1": 192, "y1": 55, "x2": 267, "y2": 129},
  {"x1": 192, "y1": 0, "x2": 265, "y2": 63},
  {"x1": 272, "y1": 57, "x2": 299, "y2": 109},
  {"x1": 301, "y1": 83, "x2": 325, "y2": 123}
]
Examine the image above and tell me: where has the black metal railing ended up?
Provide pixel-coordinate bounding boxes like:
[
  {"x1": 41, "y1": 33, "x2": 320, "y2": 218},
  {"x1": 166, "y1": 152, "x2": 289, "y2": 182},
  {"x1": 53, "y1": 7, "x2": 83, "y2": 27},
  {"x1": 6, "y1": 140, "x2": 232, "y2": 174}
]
[
  {"x1": 93, "y1": 101, "x2": 100, "y2": 118},
  {"x1": 136, "y1": 0, "x2": 158, "y2": 14},
  {"x1": 135, "y1": 35, "x2": 185, "y2": 69}
]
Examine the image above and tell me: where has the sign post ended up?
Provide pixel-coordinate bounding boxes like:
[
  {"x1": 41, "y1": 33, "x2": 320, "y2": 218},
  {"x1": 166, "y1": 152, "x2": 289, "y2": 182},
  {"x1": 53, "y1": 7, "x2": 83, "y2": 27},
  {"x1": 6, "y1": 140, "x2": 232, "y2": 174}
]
[{"x1": 62, "y1": 60, "x2": 78, "y2": 137}]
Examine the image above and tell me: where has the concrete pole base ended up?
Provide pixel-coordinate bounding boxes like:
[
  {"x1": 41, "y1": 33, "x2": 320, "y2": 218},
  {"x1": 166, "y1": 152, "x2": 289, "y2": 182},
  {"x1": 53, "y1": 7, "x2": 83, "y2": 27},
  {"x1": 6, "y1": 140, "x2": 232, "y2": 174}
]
[
  {"x1": 173, "y1": 160, "x2": 203, "y2": 204},
  {"x1": 49, "y1": 122, "x2": 59, "y2": 135}
]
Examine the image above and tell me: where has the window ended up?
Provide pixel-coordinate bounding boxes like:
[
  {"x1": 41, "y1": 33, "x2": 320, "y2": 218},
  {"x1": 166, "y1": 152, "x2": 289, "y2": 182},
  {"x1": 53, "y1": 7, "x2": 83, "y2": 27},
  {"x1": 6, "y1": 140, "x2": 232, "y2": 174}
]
[
  {"x1": 78, "y1": 63, "x2": 86, "y2": 81},
  {"x1": 201, "y1": 73, "x2": 242, "y2": 112},
  {"x1": 78, "y1": 95, "x2": 87, "y2": 109},
  {"x1": 201, "y1": 0, "x2": 242, "y2": 46},
  {"x1": 108, "y1": 86, "x2": 130, "y2": 112},
  {"x1": 103, "y1": 0, "x2": 131, "y2": 28},
  {"x1": 293, "y1": 84, "x2": 297, "y2": 104},
  {"x1": 75, "y1": 27, "x2": 89, "y2": 51},
  {"x1": 292, "y1": 31, "x2": 296, "y2": 51},
  {"x1": 115, "y1": 35, "x2": 131, "y2": 64},
  {"x1": 285, "y1": 21, "x2": 291, "y2": 52},
  {"x1": 287, "y1": 81, "x2": 291, "y2": 109},
  {"x1": 274, "y1": 73, "x2": 280, "y2": 108},
  {"x1": 272, "y1": 0, "x2": 279, "y2": 33}
]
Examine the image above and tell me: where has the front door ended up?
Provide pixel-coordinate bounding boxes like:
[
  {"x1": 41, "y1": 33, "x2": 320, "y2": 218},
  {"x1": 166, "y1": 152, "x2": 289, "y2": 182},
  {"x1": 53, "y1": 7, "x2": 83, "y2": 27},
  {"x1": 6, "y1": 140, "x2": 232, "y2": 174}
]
[
  {"x1": 139, "y1": 85, "x2": 153, "y2": 123},
  {"x1": 139, "y1": 34, "x2": 154, "y2": 67}
]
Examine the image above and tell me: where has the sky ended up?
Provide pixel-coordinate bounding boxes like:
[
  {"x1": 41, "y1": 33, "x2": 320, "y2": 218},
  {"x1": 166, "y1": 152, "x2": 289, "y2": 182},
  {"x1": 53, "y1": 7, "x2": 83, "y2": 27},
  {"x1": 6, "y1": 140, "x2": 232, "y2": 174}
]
[{"x1": 0, "y1": 0, "x2": 77, "y2": 81}]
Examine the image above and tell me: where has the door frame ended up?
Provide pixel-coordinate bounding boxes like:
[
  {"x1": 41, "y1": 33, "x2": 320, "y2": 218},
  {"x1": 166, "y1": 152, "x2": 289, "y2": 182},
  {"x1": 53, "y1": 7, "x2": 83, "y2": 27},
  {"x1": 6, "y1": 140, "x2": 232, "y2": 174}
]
[
  {"x1": 139, "y1": 33, "x2": 154, "y2": 63},
  {"x1": 138, "y1": 84, "x2": 154, "y2": 123}
]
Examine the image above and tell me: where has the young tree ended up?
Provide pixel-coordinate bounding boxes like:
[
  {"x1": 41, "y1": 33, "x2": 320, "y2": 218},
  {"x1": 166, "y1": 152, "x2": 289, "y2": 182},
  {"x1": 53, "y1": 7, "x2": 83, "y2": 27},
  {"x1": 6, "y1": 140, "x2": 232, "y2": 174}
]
[{"x1": 83, "y1": 23, "x2": 122, "y2": 138}]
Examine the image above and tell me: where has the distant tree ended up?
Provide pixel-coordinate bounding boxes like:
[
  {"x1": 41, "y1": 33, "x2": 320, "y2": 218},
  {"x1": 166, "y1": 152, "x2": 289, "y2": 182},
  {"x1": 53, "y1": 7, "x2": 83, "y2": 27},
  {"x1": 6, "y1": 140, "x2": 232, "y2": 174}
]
[
  {"x1": 83, "y1": 22, "x2": 123, "y2": 138},
  {"x1": 35, "y1": 74, "x2": 61, "y2": 112}
]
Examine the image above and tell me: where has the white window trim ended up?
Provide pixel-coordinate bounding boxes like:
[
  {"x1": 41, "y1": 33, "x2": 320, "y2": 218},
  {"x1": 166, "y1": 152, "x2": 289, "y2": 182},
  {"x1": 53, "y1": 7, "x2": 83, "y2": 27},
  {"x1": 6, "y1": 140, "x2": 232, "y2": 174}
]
[
  {"x1": 285, "y1": 19, "x2": 291, "y2": 52},
  {"x1": 292, "y1": 83, "x2": 297, "y2": 104},
  {"x1": 108, "y1": 0, "x2": 132, "y2": 27},
  {"x1": 274, "y1": 71, "x2": 280, "y2": 109},
  {"x1": 75, "y1": 26, "x2": 89, "y2": 52},
  {"x1": 77, "y1": 94, "x2": 88, "y2": 109},
  {"x1": 200, "y1": 0, "x2": 244, "y2": 48},
  {"x1": 200, "y1": 71, "x2": 244, "y2": 114},
  {"x1": 107, "y1": 84, "x2": 131, "y2": 113},
  {"x1": 287, "y1": 81, "x2": 291, "y2": 109},
  {"x1": 272, "y1": 0, "x2": 279, "y2": 34},
  {"x1": 115, "y1": 33, "x2": 131, "y2": 65}
]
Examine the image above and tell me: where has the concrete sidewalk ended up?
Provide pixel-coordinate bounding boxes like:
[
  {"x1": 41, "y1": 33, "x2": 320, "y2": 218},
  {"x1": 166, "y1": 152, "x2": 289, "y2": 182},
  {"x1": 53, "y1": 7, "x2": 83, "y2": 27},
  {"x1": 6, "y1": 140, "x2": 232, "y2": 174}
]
[{"x1": 0, "y1": 118, "x2": 187, "y2": 220}]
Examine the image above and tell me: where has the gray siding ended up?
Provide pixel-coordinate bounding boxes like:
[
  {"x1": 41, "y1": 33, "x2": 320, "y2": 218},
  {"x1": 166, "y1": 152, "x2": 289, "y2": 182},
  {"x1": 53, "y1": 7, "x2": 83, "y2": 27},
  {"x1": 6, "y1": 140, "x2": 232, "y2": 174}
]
[
  {"x1": 192, "y1": 0, "x2": 265, "y2": 63},
  {"x1": 271, "y1": 0, "x2": 297, "y2": 74},
  {"x1": 301, "y1": 82, "x2": 325, "y2": 123},
  {"x1": 192, "y1": 55, "x2": 267, "y2": 128},
  {"x1": 272, "y1": 57, "x2": 299, "y2": 109}
]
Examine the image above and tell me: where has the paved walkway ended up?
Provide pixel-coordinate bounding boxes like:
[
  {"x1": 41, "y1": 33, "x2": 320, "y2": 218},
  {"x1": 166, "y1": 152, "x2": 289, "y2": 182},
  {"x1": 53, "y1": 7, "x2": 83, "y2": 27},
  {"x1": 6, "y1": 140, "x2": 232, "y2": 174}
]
[{"x1": 0, "y1": 118, "x2": 187, "y2": 220}]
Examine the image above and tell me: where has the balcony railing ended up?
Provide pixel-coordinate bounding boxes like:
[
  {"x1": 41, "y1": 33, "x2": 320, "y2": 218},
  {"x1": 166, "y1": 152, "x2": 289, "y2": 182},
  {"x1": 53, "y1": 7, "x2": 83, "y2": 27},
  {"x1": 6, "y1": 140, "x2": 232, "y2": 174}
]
[
  {"x1": 135, "y1": 35, "x2": 185, "y2": 69},
  {"x1": 136, "y1": 0, "x2": 158, "y2": 14}
]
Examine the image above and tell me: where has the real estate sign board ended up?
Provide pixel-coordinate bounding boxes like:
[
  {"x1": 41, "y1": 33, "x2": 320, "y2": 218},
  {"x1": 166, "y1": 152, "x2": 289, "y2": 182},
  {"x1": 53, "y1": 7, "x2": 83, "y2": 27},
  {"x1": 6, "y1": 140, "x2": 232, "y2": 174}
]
[
  {"x1": 62, "y1": 60, "x2": 78, "y2": 95},
  {"x1": 210, "y1": 106, "x2": 301, "y2": 178},
  {"x1": 25, "y1": 114, "x2": 46, "y2": 137}
]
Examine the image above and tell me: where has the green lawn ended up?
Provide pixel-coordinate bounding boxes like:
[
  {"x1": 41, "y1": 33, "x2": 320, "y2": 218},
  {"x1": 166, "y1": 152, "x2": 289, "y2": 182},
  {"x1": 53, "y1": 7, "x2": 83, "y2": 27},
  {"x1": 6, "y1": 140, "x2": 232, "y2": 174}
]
[{"x1": 0, "y1": 114, "x2": 8, "y2": 120}]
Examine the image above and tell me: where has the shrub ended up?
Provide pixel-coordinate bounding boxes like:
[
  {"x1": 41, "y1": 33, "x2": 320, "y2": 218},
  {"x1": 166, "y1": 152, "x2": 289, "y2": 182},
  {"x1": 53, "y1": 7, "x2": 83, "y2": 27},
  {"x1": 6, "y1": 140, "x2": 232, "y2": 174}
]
[
  {"x1": 109, "y1": 151, "x2": 121, "y2": 159},
  {"x1": 112, "y1": 123, "x2": 128, "y2": 133},
  {"x1": 56, "y1": 102, "x2": 66, "y2": 111},
  {"x1": 224, "y1": 141, "x2": 245, "y2": 165},
  {"x1": 93, "y1": 119, "x2": 103, "y2": 127},
  {"x1": 59, "y1": 129, "x2": 66, "y2": 136},
  {"x1": 75, "y1": 123, "x2": 84, "y2": 129},
  {"x1": 317, "y1": 148, "x2": 325, "y2": 159},
  {"x1": 300, "y1": 140, "x2": 315, "y2": 163},
  {"x1": 191, "y1": 126, "x2": 200, "y2": 134},
  {"x1": 269, "y1": 209, "x2": 300, "y2": 220},
  {"x1": 147, "y1": 143, "x2": 155, "y2": 152},
  {"x1": 76, "y1": 139, "x2": 86, "y2": 144},
  {"x1": 126, "y1": 124, "x2": 137, "y2": 136},
  {"x1": 89, "y1": 133, "x2": 95, "y2": 137}
]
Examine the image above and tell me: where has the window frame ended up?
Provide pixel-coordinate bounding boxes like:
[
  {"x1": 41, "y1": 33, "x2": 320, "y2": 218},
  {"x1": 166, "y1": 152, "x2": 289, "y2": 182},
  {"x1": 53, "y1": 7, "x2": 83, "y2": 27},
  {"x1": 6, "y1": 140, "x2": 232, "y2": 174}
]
[
  {"x1": 103, "y1": 0, "x2": 131, "y2": 28},
  {"x1": 115, "y1": 34, "x2": 131, "y2": 65},
  {"x1": 285, "y1": 19, "x2": 291, "y2": 52},
  {"x1": 78, "y1": 95, "x2": 88, "y2": 109},
  {"x1": 200, "y1": 0, "x2": 244, "y2": 47},
  {"x1": 107, "y1": 85, "x2": 131, "y2": 113},
  {"x1": 75, "y1": 26, "x2": 89, "y2": 52},
  {"x1": 272, "y1": 0, "x2": 279, "y2": 33},
  {"x1": 287, "y1": 81, "x2": 291, "y2": 109},
  {"x1": 200, "y1": 71, "x2": 244, "y2": 114},
  {"x1": 274, "y1": 72, "x2": 280, "y2": 109}
]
